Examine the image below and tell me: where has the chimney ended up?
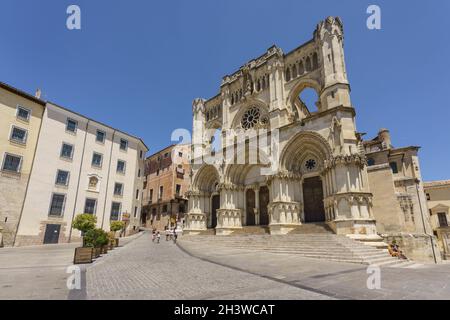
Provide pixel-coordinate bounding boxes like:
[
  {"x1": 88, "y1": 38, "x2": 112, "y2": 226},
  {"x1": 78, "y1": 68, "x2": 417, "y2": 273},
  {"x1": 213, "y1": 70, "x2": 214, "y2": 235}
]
[
  {"x1": 378, "y1": 128, "x2": 392, "y2": 150},
  {"x1": 35, "y1": 88, "x2": 42, "y2": 99}
]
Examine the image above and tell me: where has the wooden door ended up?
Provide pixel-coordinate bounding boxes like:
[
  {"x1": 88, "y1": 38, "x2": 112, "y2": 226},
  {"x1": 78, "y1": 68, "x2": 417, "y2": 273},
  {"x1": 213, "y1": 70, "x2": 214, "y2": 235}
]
[
  {"x1": 259, "y1": 186, "x2": 270, "y2": 225},
  {"x1": 246, "y1": 189, "x2": 256, "y2": 226},
  {"x1": 302, "y1": 177, "x2": 325, "y2": 223},
  {"x1": 211, "y1": 195, "x2": 220, "y2": 228}
]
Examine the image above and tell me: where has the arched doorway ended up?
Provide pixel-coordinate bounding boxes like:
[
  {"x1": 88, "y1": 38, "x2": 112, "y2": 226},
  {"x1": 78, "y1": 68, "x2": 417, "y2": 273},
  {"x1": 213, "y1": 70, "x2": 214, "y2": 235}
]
[
  {"x1": 211, "y1": 194, "x2": 220, "y2": 228},
  {"x1": 259, "y1": 186, "x2": 270, "y2": 225},
  {"x1": 246, "y1": 189, "x2": 256, "y2": 226},
  {"x1": 303, "y1": 176, "x2": 325, "y2": 222}
]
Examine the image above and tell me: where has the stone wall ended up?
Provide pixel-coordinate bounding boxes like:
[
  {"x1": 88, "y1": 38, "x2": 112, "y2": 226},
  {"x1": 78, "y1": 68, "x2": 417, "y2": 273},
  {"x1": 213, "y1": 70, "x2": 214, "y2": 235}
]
[{"x1": 383, "y1": 233, "x2": 442, "y2": 263}]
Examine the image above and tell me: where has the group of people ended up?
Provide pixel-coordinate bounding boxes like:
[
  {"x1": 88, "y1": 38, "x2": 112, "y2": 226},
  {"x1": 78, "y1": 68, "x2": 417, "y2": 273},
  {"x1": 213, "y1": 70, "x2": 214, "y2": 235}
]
[
  {"x1": 151, "y1": 226, "x2": 178, "y2": 244},
  {"x1": 388, "y1": 242, "x2": 408, "y2": 260}
]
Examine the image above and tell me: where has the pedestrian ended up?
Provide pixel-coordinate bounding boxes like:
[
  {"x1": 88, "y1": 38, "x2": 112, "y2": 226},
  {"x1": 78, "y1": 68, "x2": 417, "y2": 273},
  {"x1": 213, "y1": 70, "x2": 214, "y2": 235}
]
[
  {"x1": 165, "y1": 226, "x2": 170, "y2": 241},
  {"x1": 151, "y1": 229, "x2": 156, "y2": 242},
  {"x1": 172, "y1": 229, "x2": 178, "y2": 244},
  {"x1": 156, "y1": 231, "x2": 161, "y2": 244}
]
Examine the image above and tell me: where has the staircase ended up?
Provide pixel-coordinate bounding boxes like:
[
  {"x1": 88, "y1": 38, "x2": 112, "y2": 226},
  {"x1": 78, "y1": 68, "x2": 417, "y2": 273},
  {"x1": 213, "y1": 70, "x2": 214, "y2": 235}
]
[{"x1": 180, "y1": 233, "x2": 420, "y2": 268}]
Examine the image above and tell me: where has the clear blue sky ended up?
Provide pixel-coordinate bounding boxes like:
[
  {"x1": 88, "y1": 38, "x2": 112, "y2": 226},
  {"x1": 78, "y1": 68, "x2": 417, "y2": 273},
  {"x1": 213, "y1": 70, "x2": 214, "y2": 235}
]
[{"x1": 1, "y1": 0, "x2": 449, "y2": 181}]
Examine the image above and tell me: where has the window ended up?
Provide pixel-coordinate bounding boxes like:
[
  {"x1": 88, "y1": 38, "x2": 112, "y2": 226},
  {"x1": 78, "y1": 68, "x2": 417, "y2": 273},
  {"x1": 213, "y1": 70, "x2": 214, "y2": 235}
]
[
  {"x1": 143, "y1": 181, "x2": 147, "y2": 189},
  {"x1": 179, "y1": 152, "x2": 183, "y2": 157},
  {"x1": 16, "y1": 106, "x2": 31, "y2": 121},
  {"x1": 10, "y1": 126, "x2": 28, "y2": 144},
  {"x1": 66, "y1": 118, "x2": 78, "y2": 133},
  {"x1": 140, "y1": 150, "x2": 143, "y2": 159},
  {"x1": 96, "y1": 130, "x2": 106, "y2": 143},
  {"x1": 120, "y1": 138, "x2": 128, "y2": 151},
  {"x1": 164, "y1": 152, "x2": 169, "y2": 158},
  {"x1": 159, "y1": 186, "x2": 163, "y2": 199},
  {"x1": 138, "y1": 169, "x2": 141, "y2": 178},
  {"x1": 176, "y1": 184, "x2": 181, "y2": 196},
  {"x1": 438, "y1": 213, "x2": 448, "y2": 227},
  {"x1": 110, "y1": 202, "x2": 121, "y2": 221},
  {"x1": 49, "y1": 193, "x2": 66, "y2": 216},
  {"x1": 2, "y1": 153, "x2": 22, "y2": 173},
  {"x1": 149, "y1": 189, "x2": 153, "y2": 202},
  {"x1": 92, "y1": 152, "x2": 103, "y2": 168},
  {"x1": 367, "y1": 158, "x2": 375, "y2": 166},
  {"x1": 389, "y1": 162, "x2": 399, "y2": 174},
  {"x1": 60, "y1": 143, "x2": 74, "y2": 160},
  {"x1": 426, "y1": 193, "x2": 431, "y2": 201},
  {"x1": 135, "y1": 189, "x2": 139, "y2": 200},
  {"x1": 84, "y1": 198, "x2": 97, "y2": 215},
  {"x1": 114, "y1": 183, "x2": 124, "y2": 196},
  {"x1": 134, "y1": 206, "x2": 138, "y2": 218},
  {"x1": 117, "y1": 160, "x2": 126, "y2": 174},
  {"x1": 55, "y1": 170, "x2": 70, "y2": 186}
]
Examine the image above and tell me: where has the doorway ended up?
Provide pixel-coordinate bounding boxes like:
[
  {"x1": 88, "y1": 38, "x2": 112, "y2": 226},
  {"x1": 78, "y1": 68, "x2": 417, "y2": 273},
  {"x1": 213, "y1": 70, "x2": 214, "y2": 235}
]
[
  {"x1": 211, "y1": 194, "x2": 220, "y2": 228},
  {"x1": 302, "y1": 176, "x2": 325, "y2": 223},
  {"x1": 43, "y1": 224, "x2": 61, "y2": 244},
  {"x1": 246, "y1": 189, "x2": 256, "y2": 226},
  {"x1": 259, "y1": 186, "x2": 270, "y2": 225}
]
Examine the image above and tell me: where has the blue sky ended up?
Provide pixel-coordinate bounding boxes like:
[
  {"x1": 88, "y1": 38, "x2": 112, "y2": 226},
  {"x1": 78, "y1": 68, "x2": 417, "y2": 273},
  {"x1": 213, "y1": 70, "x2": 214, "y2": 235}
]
[{"x1": 1, "y1": 0, "x2": 449, "y2": 181}]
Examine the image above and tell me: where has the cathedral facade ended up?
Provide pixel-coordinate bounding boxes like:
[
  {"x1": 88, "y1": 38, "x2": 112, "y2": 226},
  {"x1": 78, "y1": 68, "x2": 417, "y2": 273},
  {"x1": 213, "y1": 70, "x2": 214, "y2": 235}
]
[{"x1": 184, "y1": 17, "x2": 439, "y2": 262}]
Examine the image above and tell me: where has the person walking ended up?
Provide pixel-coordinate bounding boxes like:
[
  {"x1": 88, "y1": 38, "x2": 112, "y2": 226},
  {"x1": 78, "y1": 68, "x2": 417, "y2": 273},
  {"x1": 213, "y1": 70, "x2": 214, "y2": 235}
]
[
  {"x1": 151, "y1": 229, "x2": 156, "y2": 242},
  {"x1": 172, "y1": 229, "x2": 178, "y2": 244},
  {"x1": 156, "y1": 231, "x2": 161, "y2": 244}
]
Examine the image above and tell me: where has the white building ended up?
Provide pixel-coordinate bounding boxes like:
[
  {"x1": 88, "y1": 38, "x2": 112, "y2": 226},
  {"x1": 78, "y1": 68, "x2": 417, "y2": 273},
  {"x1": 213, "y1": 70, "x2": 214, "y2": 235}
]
[{"x1": 15, "y1": 101, "x2": 148, "y2": 246}]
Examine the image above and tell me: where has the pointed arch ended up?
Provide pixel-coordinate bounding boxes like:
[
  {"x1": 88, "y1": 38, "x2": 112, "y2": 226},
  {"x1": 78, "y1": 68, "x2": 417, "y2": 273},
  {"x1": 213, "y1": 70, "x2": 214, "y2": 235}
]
[
  {"x1": 193, "y1": 165, "x2": 220, "y2": 193},
  {"x1": 280, "y1": 131, "x2": 332, "y2": 172}
]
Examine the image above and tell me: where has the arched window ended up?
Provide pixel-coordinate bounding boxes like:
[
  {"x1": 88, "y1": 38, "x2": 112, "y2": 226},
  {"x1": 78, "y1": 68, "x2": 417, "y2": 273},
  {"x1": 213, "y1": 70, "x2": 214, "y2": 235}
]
[
  {"x1": 312, "y1": 52, "x2": 319, "y2": 69},
  {"x1": 256, "y1": 79, "x2": 261, "y2": 92},
  {"x1": 306, "y1": 56, "x2": 312, "y2": 72},
  {"x1": 262, "y1": 77, "x2": 266, "y2": 90},
  {"x1": 231, "y1": 95, "x2": 234, "y2": 105},
  {"x1": 285, "y1": 68, "x2": 291, "y2": 82},
  {"x1": 299, "y1": 61, "x2": 304, "y2": 75},
  {"x1": 292, "y1": 65, "x2": 297, "y2": 78}
]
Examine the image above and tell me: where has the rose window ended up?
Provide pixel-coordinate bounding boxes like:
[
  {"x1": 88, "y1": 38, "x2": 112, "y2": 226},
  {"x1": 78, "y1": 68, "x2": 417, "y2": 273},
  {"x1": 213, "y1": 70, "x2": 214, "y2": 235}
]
[
  {"x1": 305, "y1": 159, "x2": 317, "y2": 171},
  {"x1": 241, "y1": 107, "x2": 261, "y2": 130}
]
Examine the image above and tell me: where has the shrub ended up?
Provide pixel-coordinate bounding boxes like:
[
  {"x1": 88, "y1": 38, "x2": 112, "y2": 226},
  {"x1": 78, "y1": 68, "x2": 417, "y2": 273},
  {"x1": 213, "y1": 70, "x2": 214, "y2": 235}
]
[
  {"x1": 110, "y1": 221, "x2": 125, "y2": 232},
  {"x1": 84, "y1": 228, "x2": 109, "y2": 248},
  {"x1": 72, "y1": 214, "x2": 97, "y2": 233}
]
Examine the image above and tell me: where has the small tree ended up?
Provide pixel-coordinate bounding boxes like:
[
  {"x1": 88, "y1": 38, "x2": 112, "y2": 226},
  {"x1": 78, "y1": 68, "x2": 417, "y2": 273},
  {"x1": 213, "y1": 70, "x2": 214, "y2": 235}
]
[
  {"x1": 110, "y1": 221, "x2": 125, "y2": 238},
  {"x1": 110, "y1": 221, "x2": 125, "y2": 233},
  {"x1": 72, "y1": 214, "x2": 97, "y2": 247},
  {"x1": 84, "y1": 228, "x2": 109, "y2": 248}
]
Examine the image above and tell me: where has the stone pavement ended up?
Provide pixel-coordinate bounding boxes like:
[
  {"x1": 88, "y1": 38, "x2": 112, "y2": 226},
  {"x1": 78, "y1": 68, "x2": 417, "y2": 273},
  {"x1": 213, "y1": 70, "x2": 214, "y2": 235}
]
[
  {"x1": 85, "y1": 232, "x2": 334, "y2": 300},
  {"x1": 0, "y1": 242, "x2": 80, "y2": 299},
  {"x1": 0, "y1": 233, "x2": 139, "y2": 300},
  {"x1": 178, "y1": 238, "x2": 450, "y2": 300},
  {"x1": 2, "y1": 231, "x2": 450, "y2": 300}
]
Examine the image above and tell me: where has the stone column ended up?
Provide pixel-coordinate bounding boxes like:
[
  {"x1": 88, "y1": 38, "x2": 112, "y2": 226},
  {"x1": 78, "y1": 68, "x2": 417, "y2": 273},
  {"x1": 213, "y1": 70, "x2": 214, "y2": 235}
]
[{"x1": 267, "y1": 172, "x2": 302, "y2": 235}]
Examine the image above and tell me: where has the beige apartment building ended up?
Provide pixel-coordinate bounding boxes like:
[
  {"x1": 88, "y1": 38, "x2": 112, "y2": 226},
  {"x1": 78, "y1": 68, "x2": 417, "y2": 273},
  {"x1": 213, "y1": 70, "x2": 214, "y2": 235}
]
[
  {"x1": 424, "y1": 180, "x2": 450, "y2": 260},
  {"x1": 142, "y1": 144, "x2": 190, "y2": 230},
  {"x1": 0, "y1": 83, "x2": 45, "y2": 247},
  {"x1": 0, "y1": 82, "x2": 148, "y2": 247}
]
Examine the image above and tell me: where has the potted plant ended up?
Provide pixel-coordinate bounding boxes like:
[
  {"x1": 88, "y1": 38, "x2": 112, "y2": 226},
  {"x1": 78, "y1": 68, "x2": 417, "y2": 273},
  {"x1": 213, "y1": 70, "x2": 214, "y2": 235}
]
[
  {"x1": 110, "y1": 221, "x2": 125, "y2": 247},
  {"x1": 72, "y1": 214, "x2": 97, "y2": 264},
  {"x1": 84, "y1": 228, "x2": 107, "y2": 259}
]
